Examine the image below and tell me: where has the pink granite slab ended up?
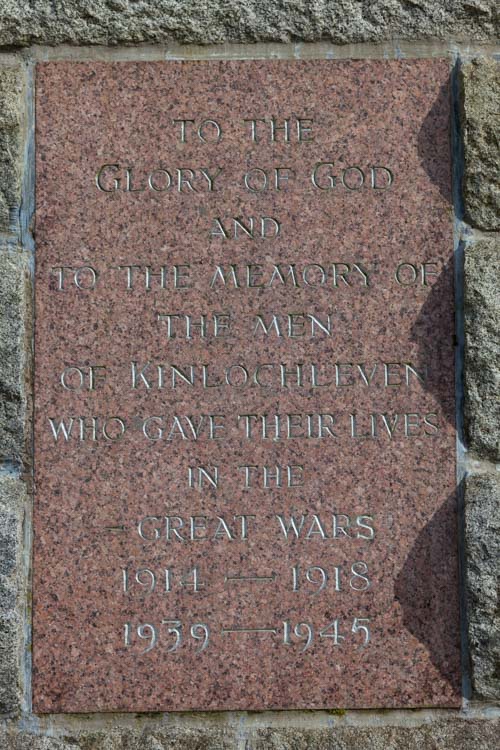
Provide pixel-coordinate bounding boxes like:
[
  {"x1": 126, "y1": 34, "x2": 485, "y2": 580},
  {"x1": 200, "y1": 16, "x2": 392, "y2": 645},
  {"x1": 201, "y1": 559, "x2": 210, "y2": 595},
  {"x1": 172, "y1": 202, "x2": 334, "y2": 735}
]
[{"x1": 33, "y1": 59, "x2": 460, "y2": 712}]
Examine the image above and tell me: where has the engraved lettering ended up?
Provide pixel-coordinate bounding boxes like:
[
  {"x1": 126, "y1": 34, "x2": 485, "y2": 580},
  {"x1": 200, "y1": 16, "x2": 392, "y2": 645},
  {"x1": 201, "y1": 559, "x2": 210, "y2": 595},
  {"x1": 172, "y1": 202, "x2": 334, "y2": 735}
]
[
  {"x1": 253, "y1": 313, "x2": 332, "y2": 337},
  {"x1": 51, "y1": 265, "x2": 98, "y2": 290},
  {"x1": 173, "y1": 119, "x2": 222, "y2": 143},
  {"x1": 137, "y1": 515, "x2": 255, "y2": 542},
  {"x1": 95, "y1": 164, "x2": 222, "y2": 193},
  {"x1": 210, "y1": 216, "x2": 281, "y2": 240}
]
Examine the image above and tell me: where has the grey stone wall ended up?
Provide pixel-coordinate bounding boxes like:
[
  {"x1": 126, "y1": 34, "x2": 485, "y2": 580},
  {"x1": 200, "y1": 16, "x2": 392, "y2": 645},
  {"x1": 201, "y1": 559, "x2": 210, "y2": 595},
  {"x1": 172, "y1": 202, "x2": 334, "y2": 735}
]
[
  {"x1": 0, "y1": 1, "x2": 498, "y2": 48},
  {"x1": 0, "y1": 64, "x2": 30, "y2": 722},
  {"x1": 0, "y1": 250, "x2": 31, "y2": 466},
  {"x1": 0, "y1": 477, "x2": 26, "y2": 715},
  {"x1": 460, "y1": 59, "x2": 500, "y2": 231},
  {"x1": 460, "y1": 57, "x2": 500, "y2": 714},
  {"x1": 1, "y1": 720, "x2": 500, "y2": 750},
  {"x1": 0, "y1": 4, "x2": 498, "y2": 747},
  {"x1": 0, "y1": 68, "x2": 24, "y2": 234},
  {"x1": 465, "y1": 475, "x2": 500, "y2": 700},
  {"x1": 464, "y1": 238, "x2": 499, "y2": 459}
]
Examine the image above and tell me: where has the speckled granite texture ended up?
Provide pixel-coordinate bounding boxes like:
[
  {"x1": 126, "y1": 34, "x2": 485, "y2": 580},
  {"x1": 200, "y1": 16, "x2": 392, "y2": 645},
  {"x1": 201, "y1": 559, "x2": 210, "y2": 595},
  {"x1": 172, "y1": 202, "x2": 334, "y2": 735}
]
[{"x1": 33, "y1": 60, "x2": 459, "y2": 712}]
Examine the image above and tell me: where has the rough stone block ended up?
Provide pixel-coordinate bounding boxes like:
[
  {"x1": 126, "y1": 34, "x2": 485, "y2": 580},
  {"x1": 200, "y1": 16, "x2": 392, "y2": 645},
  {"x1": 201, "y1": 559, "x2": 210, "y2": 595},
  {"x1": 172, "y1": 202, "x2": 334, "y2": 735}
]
[
  {"x1": 0, "y1": 66, "x2": 24, "y2": 233},
  {"x1": 0, "y1": 735, "x2": 72, "y2": 750},
  {"x1": 249, "y1": 721, "x2": 500, "y2": 748},
  {"x1": 0, "y1": 728, "x2": 235, "y2": 749},
  {"x1": 460, "y1": 59, "x2": 500, "y2": 231},
  {"x1": 464, "y1": 238, "x2": 500, "y2": 460},
  {"x1": 0, "y1": 476, "x2": 26, "y2": 715},
  {"x1": 465, "y1": 474, "x2": 500, "y2": 701},
  {"x1": 0, "y1": 1, "x2": 497, "y2": 48},
  {"x1": 0, "y1": 250, "x2": 30, "y2": 465},
  {"x1": 1, "y1": 722, "x2": 500, "y2": 749}
]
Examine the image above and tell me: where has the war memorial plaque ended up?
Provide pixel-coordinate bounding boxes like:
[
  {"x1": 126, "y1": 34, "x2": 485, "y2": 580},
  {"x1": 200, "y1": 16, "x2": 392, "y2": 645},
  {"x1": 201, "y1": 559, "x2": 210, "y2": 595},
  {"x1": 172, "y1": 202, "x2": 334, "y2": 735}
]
[{"x1": 33, "y1": 60, "x2": 461, "y2": 712}]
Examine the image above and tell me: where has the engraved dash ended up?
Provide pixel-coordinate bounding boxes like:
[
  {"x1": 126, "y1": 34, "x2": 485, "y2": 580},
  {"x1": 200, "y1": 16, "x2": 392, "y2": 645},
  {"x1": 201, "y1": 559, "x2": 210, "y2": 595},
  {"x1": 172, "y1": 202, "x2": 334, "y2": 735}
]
[
  {"x1": 225, "y1": 573, "x2": 276, "y2": 583},
  {"x1": 221, "y1": 627, "x2": 277, "y2": 635}
]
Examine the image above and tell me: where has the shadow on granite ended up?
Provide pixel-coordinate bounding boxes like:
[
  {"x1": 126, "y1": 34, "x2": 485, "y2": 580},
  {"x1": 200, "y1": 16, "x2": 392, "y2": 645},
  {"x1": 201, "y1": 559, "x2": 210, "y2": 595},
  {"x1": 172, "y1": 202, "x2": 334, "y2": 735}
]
[{"x1": 395, "y1": 486, "x2": 461, "y2": 694}]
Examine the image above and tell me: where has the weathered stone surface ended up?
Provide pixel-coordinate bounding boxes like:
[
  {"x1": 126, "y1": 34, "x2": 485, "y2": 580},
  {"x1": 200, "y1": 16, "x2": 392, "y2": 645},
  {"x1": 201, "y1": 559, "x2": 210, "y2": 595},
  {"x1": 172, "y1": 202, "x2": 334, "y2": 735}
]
[
  {"x1": 0, "y1": 67, "x2": 25, "y2": 233},
  {"x1": 0, "y1": 250, "x2": 30, "y2": 464},
  {"x1": 464, "y1": 238, "x2": 500, "y2": 460},
  {"x1": 460, "y1": 59, "x2": 500, "y2": 231},
  {"x1": 0, "y1": 1, "x2": 498, "y2": 48},
  {"x1": 1, "y1": 722, "x2": 500, "y2": 749},
  {"x1": 0, "y1": 728, "x2": 234, "y2": 749},
  {"x1": 465, "y1": 474, "x2": 500, "y2": 701},
  {"x1": 249, "y1": 721, "x2": 500, "y2": 749},
  {"x1": 0, "y1": 476, "x2": 26, "y2": 715},
  {"x1": 0, "y1": 735, "x2": 73, "y2": 750}
]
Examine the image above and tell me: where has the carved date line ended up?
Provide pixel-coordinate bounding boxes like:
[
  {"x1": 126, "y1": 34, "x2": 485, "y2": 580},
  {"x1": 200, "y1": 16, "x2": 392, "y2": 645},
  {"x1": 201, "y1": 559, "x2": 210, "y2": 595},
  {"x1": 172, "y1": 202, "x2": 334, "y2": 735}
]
[
  {"x1": 123, "y1": 618, "x2": 370, "y2": 653},
  {"x1": 121, "y1": 564, "x2": 369, "y2": 594}
]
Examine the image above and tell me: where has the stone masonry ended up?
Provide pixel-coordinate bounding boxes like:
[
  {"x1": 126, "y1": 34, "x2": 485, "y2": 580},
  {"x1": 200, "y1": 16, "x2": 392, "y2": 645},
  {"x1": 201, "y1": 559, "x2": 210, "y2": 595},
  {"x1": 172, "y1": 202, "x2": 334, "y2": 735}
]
[
  {"x1": 0, "y1": 1, "x2": 497, "y2": 48},
  {"x1": 0, "y1": 3, "x2": 498, "y2": 747}
]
